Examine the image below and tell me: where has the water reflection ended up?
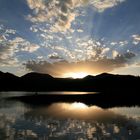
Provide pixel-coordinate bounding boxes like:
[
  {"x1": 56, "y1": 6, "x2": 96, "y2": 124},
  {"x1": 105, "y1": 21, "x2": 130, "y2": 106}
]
[
  {"x1": 0, "y1": 94, "x2": 140, "y2": 139},
  {"x1": 0, "y1": 91, "x2": 97, "y2": 98},
  {"x1": 39, "y1": 102, "x2": 120, "y2": 120},
  {"x1": 39, "y1": 91, "x2": 97, "y2": 95},
  {"x1": 61, "y1": 92, "x2": 97, "y2": 95}
]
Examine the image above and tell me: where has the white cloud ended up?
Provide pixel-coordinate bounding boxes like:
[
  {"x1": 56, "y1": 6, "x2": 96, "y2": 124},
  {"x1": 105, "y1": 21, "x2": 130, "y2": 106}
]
[
  {"x1": 112, "y1": 50, "x2": 119, "y2": 58},
  {"x1": 110, "y1": 42, "x2": 118, "y2": 46},
  {"x1": 90, "y1": 0, "x2": 125, "y2": 12},
  {"x1": 101, "y1": 47, "x2": 110, "y2": 54},
  {"x1": 132, "y1": 34, "x2": 140, "y2": 41},
  {"x1": 110, "y1": 40, "x2": 128, "y2": 47},
  {"x1": 119, "y1": 40, "x2": 128, "y2": 47},
  {"x1": 77, "y1": 29, "x2": 84, "y2": 32},
  {"x1": 22, "y1": 44, "x2": 40, "y2": 53},
  {"x1": 5, "y1": 29, "x2": 16, "y2": 35},
  {"x1": 76, "y1": 38, "x2": 111, "y2": 60},
  {"x1": 30, "y1": 26, "x2": 38, "y2": 32},
  {"x1": 132, "y1": 34, "x2": 140, "y2": 45},
  {"x1": 0, "y1": 35, "x2": 7, "y2": 41},
  {"x1": 132, "y1": 41, "x2": 139, "y2": 45},
  {"x1": 0, "y1": 24, "x2": 16, "y2": 40}
]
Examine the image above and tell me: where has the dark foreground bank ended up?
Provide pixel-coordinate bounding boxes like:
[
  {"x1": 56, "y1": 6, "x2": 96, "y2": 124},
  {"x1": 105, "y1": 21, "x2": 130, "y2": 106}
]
[{"x1": 9, "y1": 92, "x2": 140, "y2": 108}]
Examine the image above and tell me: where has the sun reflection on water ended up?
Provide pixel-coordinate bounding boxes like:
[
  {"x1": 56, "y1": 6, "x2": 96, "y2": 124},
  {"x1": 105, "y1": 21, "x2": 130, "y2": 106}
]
[
  {"x1": 62, "y1": 91, "x2": 97, "y2": 95},
  {"x1": 70, "y1": 102, "x2": 88, "y2": 110},
  {"x1": 46, "y1": 102, "x2": 105, "y2": 119}
]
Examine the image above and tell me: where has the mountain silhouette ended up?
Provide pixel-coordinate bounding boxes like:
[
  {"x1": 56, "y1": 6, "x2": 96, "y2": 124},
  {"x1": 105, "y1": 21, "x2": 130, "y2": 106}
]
[
  {"x1": 0, "y1": 71, "x2": 140, "y2": 92},
  {"x1": 21, "y1": 72, "x2": 53, "y2": 81}
]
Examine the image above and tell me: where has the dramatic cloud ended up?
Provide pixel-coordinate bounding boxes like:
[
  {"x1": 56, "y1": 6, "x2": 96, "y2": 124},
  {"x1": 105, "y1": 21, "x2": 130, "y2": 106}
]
[
  {"x1": 2, "y1": 0, "x2": 140, "y2": 76},
  {"x1": 26, "y1": 0, "x2": 125, "y2": 32},
  {"x1": 25, "y1": 52, "x2": 135, "y2": 77},
  {"x1": 26, "y1": 0, "x2": 78, "y2": 32}
]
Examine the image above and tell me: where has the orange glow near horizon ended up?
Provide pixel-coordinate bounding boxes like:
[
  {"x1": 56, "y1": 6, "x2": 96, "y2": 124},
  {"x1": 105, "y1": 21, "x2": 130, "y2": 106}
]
[{"x1": 62, "y1": 72, "x2": 90, "y2": 79}]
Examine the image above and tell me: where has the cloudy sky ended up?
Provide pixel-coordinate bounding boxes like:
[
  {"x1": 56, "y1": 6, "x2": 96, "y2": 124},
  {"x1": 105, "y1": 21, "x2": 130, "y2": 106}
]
[{"x1": 0, "y1": 0, "x2": 140, "y2": 77}]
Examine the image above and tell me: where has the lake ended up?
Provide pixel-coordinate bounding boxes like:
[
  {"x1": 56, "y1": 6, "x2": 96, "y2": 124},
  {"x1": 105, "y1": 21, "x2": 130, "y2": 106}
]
[{"x1": 0, "y1": 92, "x2": 140, "y2": 140}]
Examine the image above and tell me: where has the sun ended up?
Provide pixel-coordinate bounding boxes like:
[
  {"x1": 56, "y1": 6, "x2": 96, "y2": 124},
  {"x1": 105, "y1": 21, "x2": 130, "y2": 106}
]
[{"x1": 63, "y1": 72, "x2": 89, "y2": 79}]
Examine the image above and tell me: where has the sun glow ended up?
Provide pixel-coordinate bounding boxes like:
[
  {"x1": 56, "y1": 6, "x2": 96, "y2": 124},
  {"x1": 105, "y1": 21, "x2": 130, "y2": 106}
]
[
  {"x1": 47, "y1": 102, "x2": 105, "y2": 119},
  {"x1": 63, "y1": 72, "x2": 89, "y2": 79},
  {"x1": 60, "y1": 102, "x2": 88, "y2": 111},
  {"x1": 70, "y1": 102, "x2": 88, "y2": 109}
]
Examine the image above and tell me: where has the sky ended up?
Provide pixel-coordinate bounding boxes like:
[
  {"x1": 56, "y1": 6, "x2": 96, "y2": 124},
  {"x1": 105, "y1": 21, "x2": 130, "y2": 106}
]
[{"x1": 0, "y1": 0, "x2": 140, "y2": 77}]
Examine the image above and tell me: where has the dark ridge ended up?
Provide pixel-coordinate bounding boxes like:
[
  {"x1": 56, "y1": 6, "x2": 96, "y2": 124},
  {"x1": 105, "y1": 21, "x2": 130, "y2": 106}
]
[
  {"x1": 21, "y1": 72, "x2": 53, "y2": 79},
  {"x1": 0, "y1": 71, "x2": 140, "y2": 92},
  {"x1": 0, "y1": 71, "x2": 18, "y2": 79},
  {"x1": 83, "y1": 75, "x2": 95, "y2": 80},
  {"x1": 97, "y1": 72, "x2": 114, "y2": 77},
  {"x1": 0, "y1": 71, "x2": 4, "y2": 75}
]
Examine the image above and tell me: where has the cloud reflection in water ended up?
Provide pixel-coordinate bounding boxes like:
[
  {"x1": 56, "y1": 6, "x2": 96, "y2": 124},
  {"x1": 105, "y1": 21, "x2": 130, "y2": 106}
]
[{"x1": 0, "y1": 100, "x2": 140, "y2": 140}]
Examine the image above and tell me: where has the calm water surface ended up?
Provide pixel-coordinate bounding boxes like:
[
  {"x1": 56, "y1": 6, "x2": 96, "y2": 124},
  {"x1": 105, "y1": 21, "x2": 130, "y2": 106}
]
[{"x1": 0, "y1": 92, "x2": 140, "y2": 140}]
